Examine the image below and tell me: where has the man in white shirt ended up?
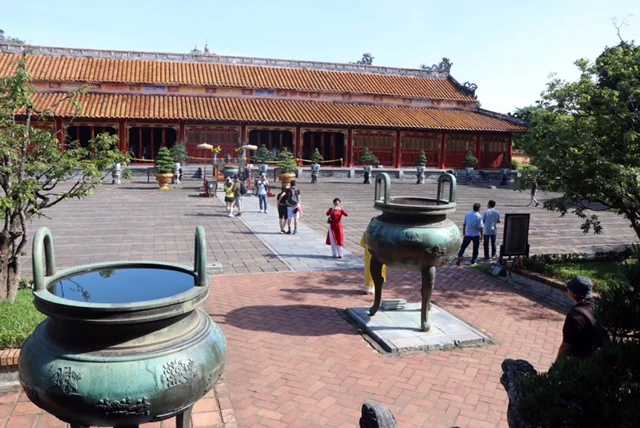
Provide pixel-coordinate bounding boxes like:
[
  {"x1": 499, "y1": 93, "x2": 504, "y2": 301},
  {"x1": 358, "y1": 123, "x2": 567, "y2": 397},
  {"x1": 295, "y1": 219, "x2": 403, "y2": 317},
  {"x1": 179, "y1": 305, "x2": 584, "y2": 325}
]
[
  {"x1": 256, "y1": 173, "x2": 269, "y2": 213},
  {"x1": 482, "y1": 199, "x2": 501, "y2": 260}
]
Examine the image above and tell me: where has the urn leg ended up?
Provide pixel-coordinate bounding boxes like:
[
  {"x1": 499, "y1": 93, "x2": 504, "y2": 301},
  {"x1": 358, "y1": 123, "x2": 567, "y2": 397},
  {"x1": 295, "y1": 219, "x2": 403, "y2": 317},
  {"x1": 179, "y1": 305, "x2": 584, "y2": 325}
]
[
  {"x1": 368, "y1": 257, "x2": 385, "y2": 316},
  {"x1": 420, "y1": 266, "x2": 436, "y2": 332},
  {"x1": 176, "y1": 405, "x2": 193, "y2": 428}
]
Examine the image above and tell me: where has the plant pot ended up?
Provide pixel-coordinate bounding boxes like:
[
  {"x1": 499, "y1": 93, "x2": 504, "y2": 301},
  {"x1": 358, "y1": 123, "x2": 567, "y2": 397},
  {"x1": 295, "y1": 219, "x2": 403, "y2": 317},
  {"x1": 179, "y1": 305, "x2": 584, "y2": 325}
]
[
  {"x1": 465, "y1": 167, "x2": 474, "y2": 174},
  {"x1": 416, "y1": 166, "x2": 426, "y2": 173},
  {"x1": 154, "y1": 173, "x2": 174, "y2": 190},
  {"x1": 279, "y1": 173, "x2": 296, "y2": 188}
]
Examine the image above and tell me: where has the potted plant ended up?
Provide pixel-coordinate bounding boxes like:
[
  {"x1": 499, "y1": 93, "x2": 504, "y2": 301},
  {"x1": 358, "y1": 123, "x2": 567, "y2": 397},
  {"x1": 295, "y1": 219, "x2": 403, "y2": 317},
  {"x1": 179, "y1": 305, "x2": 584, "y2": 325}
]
[
  {"x1": 311, "y1": 148, "x2": 323, "y2": 184},
  {"x1": 154, "y1": 147, "x2": 175, "y2": 190},
  {"x1": 277, "y1": 148, "x2": 297, "y2": 188},
  {"x1": 254, "y1": 144, "x2": 274, "y2": 176},
  {"x1": 359, "y1": 147, "x2": 379, "y2": 184},
  {"x1": 500, "y1": 154, "x2": 511, "y2": 186},
  {"x1": 416, "y1": 150, "x2": 427, "y2": 184},
  {"x1": 462, "y1": 150, "x2": 479, "y2": 173}
]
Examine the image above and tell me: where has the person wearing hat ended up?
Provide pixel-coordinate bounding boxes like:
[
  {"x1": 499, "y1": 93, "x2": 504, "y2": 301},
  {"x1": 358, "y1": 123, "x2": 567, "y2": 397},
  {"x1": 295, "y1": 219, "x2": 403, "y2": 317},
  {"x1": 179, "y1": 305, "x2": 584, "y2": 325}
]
[
  {"x1": 256, "y1": 172, "x2": 270, "y2": 214},
  {"x1": 556, "y1": 276, "x2": 607, "y2": 361}
]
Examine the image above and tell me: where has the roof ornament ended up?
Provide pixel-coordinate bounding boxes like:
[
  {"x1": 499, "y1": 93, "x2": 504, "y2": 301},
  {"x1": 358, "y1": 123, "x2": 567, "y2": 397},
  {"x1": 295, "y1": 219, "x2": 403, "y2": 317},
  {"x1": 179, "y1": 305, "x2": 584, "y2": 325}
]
[
  {"x1": 420, "y1": 58, "x2": 453, "y2": 73},
  {"x1": 461, "y1": 81, "x2": 478, "y2": 98},
  {"x1": 204, "y1": 43, "x2": 210, "y2": 55},
  {"x1": 189, "y1": 45, "x2": 201, "y2": 55},
  {"x1": 355, "y1": 53, "x2": 374, "y2": 65}
]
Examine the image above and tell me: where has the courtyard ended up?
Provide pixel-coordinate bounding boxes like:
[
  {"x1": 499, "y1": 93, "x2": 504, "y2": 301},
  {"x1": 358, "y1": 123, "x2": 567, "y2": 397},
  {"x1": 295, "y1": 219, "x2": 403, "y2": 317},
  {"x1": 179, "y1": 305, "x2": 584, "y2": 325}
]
[{"x1": 0, "y1": 177, "x2": 635, "y2": 427}]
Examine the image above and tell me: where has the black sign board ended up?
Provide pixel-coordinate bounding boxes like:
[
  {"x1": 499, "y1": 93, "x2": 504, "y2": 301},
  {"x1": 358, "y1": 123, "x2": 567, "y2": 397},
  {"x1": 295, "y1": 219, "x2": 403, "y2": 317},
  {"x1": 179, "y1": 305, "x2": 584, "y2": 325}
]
[{"x1": 501, "y1": 213, "x2": 530, "y2": 257}]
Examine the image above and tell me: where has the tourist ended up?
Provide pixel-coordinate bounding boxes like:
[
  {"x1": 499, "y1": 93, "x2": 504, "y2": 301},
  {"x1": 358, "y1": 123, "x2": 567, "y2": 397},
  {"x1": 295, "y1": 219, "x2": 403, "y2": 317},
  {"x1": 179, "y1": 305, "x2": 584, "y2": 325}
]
[
  {"x1": 326, "y1": 198, "x2": 349, "y2": 258},
  {"x1": 482, "y1": 200, "x2": 500, "y2": 260},
  {"x1": 256, "y1": 173, "x2": 269, "y2": 214},
  {"x1": 285, "y1": 180, "x2": 301, "y2": 235},
  {"x1": 232, "y1": 176, "x2": 245, "y2": 217},
  {"x1": 556, "y1": 276, "x2": 607, "y2": 361},
  {"x1": 360, "y1": 224, "x2": 386, "y2": 295},
  {"x1": 456, "y1": 203, "x2": 484, "y2": 266},
  {"x1": 223, "y1": 177, "x2": 235, "y2": 217},
  {"x1": 276, "y1": 186, "x2": 289, "y2": 234},
  {"x1": 528, "y1": 180, "x2": 540, "y2": 207}
]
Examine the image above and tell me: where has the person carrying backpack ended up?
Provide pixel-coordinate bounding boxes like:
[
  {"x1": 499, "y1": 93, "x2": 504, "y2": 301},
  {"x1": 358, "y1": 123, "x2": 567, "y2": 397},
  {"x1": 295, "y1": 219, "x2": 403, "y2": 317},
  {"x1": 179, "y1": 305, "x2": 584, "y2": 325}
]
[
  {"x1": 285, "y1": 180, "x2": 301, "y2": 235},
  {"x1": 232, "y1": 176, "x2": 246, "y2": 217}
]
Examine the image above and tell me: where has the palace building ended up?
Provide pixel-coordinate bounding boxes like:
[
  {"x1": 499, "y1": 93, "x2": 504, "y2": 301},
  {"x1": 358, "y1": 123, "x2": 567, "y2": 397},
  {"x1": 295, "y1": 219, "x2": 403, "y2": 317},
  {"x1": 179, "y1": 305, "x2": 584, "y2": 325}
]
[{"x1": 0, "y1": 43, "x2": 527, "y2": 168}]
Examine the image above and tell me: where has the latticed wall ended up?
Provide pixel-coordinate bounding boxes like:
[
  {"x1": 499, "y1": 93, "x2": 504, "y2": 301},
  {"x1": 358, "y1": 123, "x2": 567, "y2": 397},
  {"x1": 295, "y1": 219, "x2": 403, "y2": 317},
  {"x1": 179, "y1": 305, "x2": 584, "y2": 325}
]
[
  {"x1": 480, "y1": 135, "x2": 509, "y2": 168},
  {"x1": 353, "y1": 132, "x2": 395, "y2": 165},
  {"x1": 445, "y1": 134, "x2": 475, "y2": 168},
  {"x1": 401, "y1": 133, "x2": 440, "y2": 167},
  {"x1": 185, "y1": 126, "x2": 240, "y2": 159}
]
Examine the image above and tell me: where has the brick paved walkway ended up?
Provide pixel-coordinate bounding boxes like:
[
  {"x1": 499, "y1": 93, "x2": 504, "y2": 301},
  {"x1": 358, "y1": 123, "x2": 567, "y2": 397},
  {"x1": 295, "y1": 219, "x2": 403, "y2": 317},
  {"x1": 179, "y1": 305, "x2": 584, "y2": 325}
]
[{"x1": 0, "y1": 177, "x2": 629, "y2": 427}]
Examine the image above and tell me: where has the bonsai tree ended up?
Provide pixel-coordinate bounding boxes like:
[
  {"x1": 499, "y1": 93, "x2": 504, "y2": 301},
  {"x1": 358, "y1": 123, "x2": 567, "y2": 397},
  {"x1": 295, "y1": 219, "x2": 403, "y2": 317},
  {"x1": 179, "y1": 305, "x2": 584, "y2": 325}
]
[
  {"x1": 277, "y1": 148, "x2": 297, "y2": 174},
  {"x1": 462, "y1": 150, "x2": 479, "y2": 168},
  {"x1": 169, "y1": 143, "x2": 188, "y2": 165},
  {"x1": 359, "y1": 147, "x2": 380, "y2": 166},
  {"x1": 253, "y1": 144, "x2": 275, "y2": 163},
  {"x1": 155, "y1": 147, "x2": 175, "y2": 174},
  {"x1": 501, "y1": 154, "x2": 511, "y2": 170},
  {"x1": 416, "y1": 150, "x2": 427, "y2": 167},
  {"x1": 311, "y1": 148, "x2": 324, "y2": 165}
]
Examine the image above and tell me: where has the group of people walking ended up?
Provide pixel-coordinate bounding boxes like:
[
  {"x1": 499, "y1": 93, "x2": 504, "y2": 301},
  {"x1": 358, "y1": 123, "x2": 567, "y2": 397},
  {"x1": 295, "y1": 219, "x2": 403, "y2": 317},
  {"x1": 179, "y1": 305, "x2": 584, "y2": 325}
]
[{"x1": 456, "y1": 200, "x2": 501, "y2": 266}]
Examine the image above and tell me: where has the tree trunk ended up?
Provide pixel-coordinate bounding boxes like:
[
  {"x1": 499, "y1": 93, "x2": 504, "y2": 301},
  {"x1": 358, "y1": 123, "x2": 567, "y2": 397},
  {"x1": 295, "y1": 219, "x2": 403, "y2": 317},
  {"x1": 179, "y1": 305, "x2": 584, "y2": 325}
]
[{"x1": 0, "y1": 220, "x2": 25, "y2": 304}]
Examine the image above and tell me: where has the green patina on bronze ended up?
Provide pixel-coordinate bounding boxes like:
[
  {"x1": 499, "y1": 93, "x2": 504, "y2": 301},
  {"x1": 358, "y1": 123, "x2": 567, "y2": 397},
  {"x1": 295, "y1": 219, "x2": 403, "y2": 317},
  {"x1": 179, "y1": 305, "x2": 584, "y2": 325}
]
[
  {"x1": 366, "y1": 173, "x2": 462, "y2": 332},
  {"x1": 19, "y1": 226, "x2": 226, "y2": 427}
]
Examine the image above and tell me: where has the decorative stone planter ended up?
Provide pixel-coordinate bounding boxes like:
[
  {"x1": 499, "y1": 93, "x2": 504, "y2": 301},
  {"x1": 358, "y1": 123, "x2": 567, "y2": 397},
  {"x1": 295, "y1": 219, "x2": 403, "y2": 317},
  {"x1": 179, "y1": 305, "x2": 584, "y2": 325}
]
[
  {"x1": 279, "y1": 172, "x2": 296, "y2": 188},
  {"x1": 222, "y1": 164, "x2": 239, "y2": 179},
  {"x1": 416, "y1": 166, "x2": 426, "y2": 184},
  {"x1": 19, "y1": 227, "x2": 226, "y2": 427},
  {"x1": 154, "y1": 173, "x2": 173, "y2": 190},
  {"x1": 311, "y1": 163, "x2": 320, "y2": 184}
]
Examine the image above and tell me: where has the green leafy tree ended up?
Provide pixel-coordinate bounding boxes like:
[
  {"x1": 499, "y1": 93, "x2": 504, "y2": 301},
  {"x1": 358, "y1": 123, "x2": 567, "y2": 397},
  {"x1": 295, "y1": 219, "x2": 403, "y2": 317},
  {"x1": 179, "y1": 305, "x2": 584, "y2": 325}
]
[
  {"x1": 311, "y1": 148, "x2": 324, "y2": 164},
  {"x1": 253, "y1": 144, "x2": 275, "y2": 163},
  {"x1": 416, "y1": 150, "x2": 427, "y2": 167},
  {"x1": 0, "y1": 29, "x2": 25, "y2": 44},
  {"x1": 359, "y1": 147, "x2": 379, "y2": 166},
  {"x1": 516, "y1": 41, "x2": 640, "y2": 239},
  {"x1": 461, "y1": 150, "x2": 478, "y2": 168},
  {"x1": 169, "y1": 143, "x2": 188, "y2": 164},
  {"x1": 0, "y1": 56, "x2": 126, "y2": 303},
  {"x1": 277, "y1": 148, "x2": 297, "y2": 174},
  {"x1": 519, "y1": 246, "x2": 640, "y2": 427},
  {"x1": 154, "y1": 147, "x2": 175, "y2": 174}
]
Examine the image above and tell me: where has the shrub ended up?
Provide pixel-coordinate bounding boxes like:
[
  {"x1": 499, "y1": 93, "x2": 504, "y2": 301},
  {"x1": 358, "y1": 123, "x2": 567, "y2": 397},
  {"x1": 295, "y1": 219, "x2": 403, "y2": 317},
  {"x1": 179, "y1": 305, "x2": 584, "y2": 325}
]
[
  {"x1": 416, "y1": 150, "x2": 427, "y2": 167},
  {"x1": 512, "y1": 159, "x2": 521, "y2": 170},
  {"x1": 154, "y1": 147, "x2": 175, "y2": 174},
  {"x1": 461, "y1": 150, "x2": 478, "y2": 168},
  {"x1": 121, "y1": 169, "x2": 133, "y2": 180},
  {"x1": 277, "y1": 148, "x2": 297, "y2": 174},
  {"x1": 253, "y1": 144, "x2": 275, "y2": 163},
  {"x1": 311, "y1": 148, "x2": 324, "y2": 164},
  {"x1": 359, "y1": 147, "x2": 379, "y2": 166},
  {"x1": 169, "y1": 143, "x2": 188, "y2": 164}
]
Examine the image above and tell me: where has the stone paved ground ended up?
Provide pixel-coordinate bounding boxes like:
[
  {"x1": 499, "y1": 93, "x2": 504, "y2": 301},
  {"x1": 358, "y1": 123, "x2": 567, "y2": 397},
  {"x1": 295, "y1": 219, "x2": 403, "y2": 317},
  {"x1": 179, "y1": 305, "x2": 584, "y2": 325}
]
[{"x1": 0, "y1": 176, "x2": 633, "y2": 427}]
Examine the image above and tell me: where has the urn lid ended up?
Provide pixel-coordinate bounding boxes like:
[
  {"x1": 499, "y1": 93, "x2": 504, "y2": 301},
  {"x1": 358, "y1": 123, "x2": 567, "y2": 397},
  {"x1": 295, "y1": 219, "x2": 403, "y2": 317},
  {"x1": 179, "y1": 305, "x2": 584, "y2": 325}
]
[{"x1": 30, "y1": 227, "x2": 210, "y2": 324}]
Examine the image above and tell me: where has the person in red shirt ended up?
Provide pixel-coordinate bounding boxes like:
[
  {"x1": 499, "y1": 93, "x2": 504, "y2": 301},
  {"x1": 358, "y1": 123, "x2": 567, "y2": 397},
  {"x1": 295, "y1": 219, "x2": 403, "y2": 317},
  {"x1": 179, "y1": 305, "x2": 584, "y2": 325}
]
[{"x1": 326, "y1": 198, "x2": 349, "y2": 258}]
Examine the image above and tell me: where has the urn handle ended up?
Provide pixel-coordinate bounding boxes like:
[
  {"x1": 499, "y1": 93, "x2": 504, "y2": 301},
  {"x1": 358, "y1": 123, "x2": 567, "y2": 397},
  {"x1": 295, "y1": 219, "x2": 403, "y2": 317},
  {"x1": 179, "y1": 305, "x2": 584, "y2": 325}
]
[
  {"x1": 374, "y1": 173, "x2": 391, "y2": 205},
  {"x1": 194, "y1": 226, "x2": 207, "y2": 287},
  {"x1": 437, "y1": 173, "x2": 457, "y2": 203},
  {"x1": 32, "y1": 227, "x2": 57, "y2": 292}
]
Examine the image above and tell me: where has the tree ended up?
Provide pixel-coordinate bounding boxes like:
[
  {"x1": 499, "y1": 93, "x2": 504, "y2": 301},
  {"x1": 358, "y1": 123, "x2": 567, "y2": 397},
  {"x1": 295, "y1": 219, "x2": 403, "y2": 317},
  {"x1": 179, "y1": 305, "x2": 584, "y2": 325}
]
[
  {"x1": 154, "y1": 147, "x2": 174, "y2": 174},
  {"x1": 277, "y1": 148, "x2": 297, "y2": 174},
  {"x1": 517, "y1": 246, "x2": 640, "y2": 427},
  {"x1": 169, "y1": 143, "x2": 188, "y2": 165},
  {"x1": 311, "y1": 148, "x2": 324, "y2": 164},
  {"x1": 253, "y1": 144, "x2": 275, "y2": 163},
  {"x1": 359, "y1": 147, "x2": 379, "y2": 166},
  {"x1": 461, "y1": 150, "x2": 478, "y2": 168},
  {"x1": 516, "y1": 41, "x2": 640, "y2": 239},
  {"x1": 0, "y1": 55, "x2": 126, "y2": 303},
  {"x1": 416, "y1": 150, "x2": 427, "y2": 167},
  {"x1": 0, "y1": 29, "x2": 25, "y2": 44}
]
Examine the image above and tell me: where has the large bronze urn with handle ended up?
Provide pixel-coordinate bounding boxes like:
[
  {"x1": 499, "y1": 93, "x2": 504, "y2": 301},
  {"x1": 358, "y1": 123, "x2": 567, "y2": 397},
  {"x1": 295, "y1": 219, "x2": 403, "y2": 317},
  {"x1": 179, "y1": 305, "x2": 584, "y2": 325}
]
[
  {"x1": 366, "y1": 173, "x2": 462, "y2": 331},
  {"x1": 19, "y1": 226, "x2": 226, "y2": 428}
]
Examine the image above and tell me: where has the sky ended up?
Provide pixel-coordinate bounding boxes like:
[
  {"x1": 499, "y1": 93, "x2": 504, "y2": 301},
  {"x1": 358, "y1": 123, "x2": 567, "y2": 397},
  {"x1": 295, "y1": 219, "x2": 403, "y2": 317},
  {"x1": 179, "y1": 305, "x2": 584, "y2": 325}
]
[{"x1": 2, "y1": 0, "x2": 639, "y2": 113}]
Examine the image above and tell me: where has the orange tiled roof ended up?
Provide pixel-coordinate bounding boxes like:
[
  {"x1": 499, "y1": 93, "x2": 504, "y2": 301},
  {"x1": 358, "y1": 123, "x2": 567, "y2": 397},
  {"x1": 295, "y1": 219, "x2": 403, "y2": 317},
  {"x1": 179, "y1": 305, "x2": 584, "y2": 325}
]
[
  {"x1": 31, "y1": 93, "x2": 527, "y2": 132},
  {"x1": 0, "y1": 53, "x2": 475, "y2": 101}
]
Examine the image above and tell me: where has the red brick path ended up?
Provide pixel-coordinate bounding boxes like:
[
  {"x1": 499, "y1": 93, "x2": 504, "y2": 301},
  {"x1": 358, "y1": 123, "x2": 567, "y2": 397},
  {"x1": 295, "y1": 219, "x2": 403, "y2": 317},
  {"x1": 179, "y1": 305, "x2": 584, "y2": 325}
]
[{"x1": 0, "y1": 266, "x2": 565, "y2": 427}]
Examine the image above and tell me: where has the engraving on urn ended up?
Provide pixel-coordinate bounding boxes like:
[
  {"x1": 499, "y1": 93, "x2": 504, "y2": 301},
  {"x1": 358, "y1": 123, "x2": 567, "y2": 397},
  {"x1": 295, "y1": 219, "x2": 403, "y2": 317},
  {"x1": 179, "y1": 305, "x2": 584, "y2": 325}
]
[
  {"x1": 204, "y1": 371, "x2": 220, "y2": 394},
  {"x1": 96, "y1": 397, "x2": 151, "y2": 416},
  {"x1": 161, "y1": 358, "x2": 198, "y2": 389},
  {"x1": 51, "y1": 367, "x2": 82, "y2": 395}
]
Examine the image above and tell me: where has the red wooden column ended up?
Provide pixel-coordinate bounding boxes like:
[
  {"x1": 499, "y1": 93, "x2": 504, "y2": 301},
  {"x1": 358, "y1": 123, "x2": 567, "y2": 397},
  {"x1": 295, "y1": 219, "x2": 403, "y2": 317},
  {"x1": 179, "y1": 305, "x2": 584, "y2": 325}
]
[
  {"x1": 55, "y1": 118, "x2": 64, "y2": 150},
  {"x1": 475, "y1": 134, "x2": 481, "y2": 168},
  {"x1": 508, "y1": 134, "x2": 513, "y2": 168},
  {"x1": 119, "y1": 119, "x2": 127, "y2": 154},
  {"x1": 394, "y1": 130, "x2": 402, "y2": 168},
  {"x1": 439, "y1": 133, "x2": 446, "y2": 169},
  {"x1": 240, "y1": 124, "x2": 247, "y2": 145},
  {"x1": 295, "y1": 126, "x2": 302, "y2": 166},
  {"x1": 347, "y1": 129, "x2": 353, "y2": 167}
]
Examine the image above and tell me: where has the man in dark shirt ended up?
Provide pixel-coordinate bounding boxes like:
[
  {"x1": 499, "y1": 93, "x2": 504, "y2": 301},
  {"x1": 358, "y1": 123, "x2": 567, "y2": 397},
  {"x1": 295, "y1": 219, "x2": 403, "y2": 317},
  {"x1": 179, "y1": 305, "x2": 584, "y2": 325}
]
[{"x1": 556, "y1": 276, "x2": 606, "y2": 361}]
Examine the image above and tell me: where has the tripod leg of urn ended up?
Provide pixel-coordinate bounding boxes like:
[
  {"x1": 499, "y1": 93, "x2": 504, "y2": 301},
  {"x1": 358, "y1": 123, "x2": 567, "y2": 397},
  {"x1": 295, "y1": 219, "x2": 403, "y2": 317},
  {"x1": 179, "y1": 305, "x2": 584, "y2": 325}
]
[
  {"x1": 421, "y1": 266, "x2": 436, "y2": 332},
  {"x1": 369, "y1": 257, "x2": 385, "y2": 316}
]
